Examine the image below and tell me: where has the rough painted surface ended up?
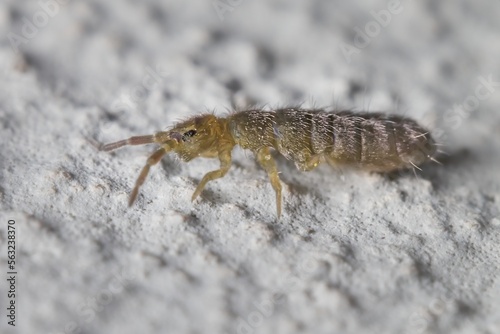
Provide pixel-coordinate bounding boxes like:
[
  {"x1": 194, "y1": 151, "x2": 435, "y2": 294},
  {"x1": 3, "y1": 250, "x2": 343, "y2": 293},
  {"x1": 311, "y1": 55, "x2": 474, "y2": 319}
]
[{"x1": 1, "y1": 1, "x2": 500, "y2": 333}]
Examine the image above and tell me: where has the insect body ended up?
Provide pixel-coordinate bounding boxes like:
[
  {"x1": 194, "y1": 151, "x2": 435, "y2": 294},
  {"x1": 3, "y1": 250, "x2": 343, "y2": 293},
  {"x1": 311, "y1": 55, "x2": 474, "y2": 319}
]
[{"x1": 100, "y1": 108, "x2": 437, "y2": 217}]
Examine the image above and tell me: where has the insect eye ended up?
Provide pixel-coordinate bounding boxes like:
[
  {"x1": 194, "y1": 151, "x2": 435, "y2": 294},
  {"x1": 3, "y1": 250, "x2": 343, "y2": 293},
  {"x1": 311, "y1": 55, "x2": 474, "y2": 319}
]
[{"x1": 182, "y1": 130, "x2": 197, "y2": 141}]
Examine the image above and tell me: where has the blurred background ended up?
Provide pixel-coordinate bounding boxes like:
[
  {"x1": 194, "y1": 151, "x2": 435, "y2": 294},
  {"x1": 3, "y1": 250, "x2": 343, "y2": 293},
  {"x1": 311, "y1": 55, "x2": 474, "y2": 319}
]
[{"x1": 1, "y1": 0, "x2": 499, "y2": 333}]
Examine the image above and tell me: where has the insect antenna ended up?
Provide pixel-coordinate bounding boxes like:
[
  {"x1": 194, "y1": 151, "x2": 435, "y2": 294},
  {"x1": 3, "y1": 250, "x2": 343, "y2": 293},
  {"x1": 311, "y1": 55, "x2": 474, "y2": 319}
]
[{"x1": 100, "y1": 135, "x2": 157, "y2": 152}]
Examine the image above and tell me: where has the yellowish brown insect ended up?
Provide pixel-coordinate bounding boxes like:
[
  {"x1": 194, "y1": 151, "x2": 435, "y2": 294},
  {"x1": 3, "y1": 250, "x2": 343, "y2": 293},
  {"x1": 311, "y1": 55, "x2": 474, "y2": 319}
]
[{"x1": 100, "y1": 108, "x2": 437, "y2": 217}]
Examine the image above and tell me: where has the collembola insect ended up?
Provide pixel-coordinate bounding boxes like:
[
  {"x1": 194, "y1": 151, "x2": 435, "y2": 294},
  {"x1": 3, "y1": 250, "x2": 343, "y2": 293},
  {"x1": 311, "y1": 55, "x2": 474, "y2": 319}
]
[{"x1": 100, "y1": 108, "x2": 437, "y2": 217}]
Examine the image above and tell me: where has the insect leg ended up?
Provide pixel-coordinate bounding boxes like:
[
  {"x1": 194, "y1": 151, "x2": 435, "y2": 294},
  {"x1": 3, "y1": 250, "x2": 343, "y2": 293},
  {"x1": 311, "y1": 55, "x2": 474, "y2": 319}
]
[
  {"x1": 191, "y1": 149, "x2": 232, "y2": 202},
  {"x1": 128, "y1": 147, "x2": 167, "y2": 206},
  {"x1": 256, "y1": 147, "x2": 283, "y2": 218},
  {"x1": 295, "y1": 155, "x2": 322, "y2": 172}
]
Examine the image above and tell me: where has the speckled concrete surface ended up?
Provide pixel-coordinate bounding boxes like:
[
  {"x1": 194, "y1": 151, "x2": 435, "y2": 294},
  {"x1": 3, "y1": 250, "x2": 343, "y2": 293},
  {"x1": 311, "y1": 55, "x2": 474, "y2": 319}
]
[{"x1": 1, "y1": 1, "x2": 500, "y2": 333}]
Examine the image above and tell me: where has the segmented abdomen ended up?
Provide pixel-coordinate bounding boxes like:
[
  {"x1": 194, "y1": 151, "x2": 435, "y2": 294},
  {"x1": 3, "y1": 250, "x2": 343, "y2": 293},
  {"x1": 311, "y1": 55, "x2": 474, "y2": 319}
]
[{"x1": 228, "y1": 108, "x2": 436, "y2": 172}]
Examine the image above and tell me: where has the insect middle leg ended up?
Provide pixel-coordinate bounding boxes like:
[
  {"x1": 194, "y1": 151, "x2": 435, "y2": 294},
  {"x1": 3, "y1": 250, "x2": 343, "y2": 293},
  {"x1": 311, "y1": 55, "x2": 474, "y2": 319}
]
[
  {"x1": 256, "y1": 147, "x2": 283, "y2": 217},
  {"x1": 191, "y1": 149, "x2": 232, "y2": 202}
]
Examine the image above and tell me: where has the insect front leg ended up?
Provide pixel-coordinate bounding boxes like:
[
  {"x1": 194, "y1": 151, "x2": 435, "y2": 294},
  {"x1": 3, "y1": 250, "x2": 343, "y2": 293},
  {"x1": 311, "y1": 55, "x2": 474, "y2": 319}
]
[
  {"x1": 128, "y1": 147, "x2": 167, "y2": 206},
  {"x1": 191, "y1": 149, "x2": 232, "y2": 202},
  {"x1": 256, "y1": 147, "x2": 283, "y2": 218}
]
